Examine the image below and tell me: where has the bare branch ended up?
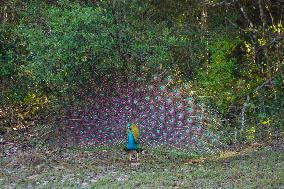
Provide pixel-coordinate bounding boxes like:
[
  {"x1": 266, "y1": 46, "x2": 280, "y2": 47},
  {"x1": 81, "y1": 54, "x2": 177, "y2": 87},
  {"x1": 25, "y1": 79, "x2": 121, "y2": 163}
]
[
  {"x1": 258, "y1": 0, "x2": 267, "y2": 28},
  {"x1": 239, "y1": 4, "x2": 254, "y2": 28},
  {"x1": 256, "y1": 36, "x2": 284, "y2": 52},
  {"x1": 265, "y1": 2, "x2": 276, "y2": 27},
  {"x1": 205, "y1": 0, "x2": 241, "y2": 7},
  {"x1": 241, "y1": 95, "x2": 249, "y2": 131},
  {"x1": 225, "y1": 17, "x2": 246, "y2": 32},
  {"x1": 254, "y1": 75, "x2": 277, "y2": 92},
  {"x1": 239, "y1": 75, "x2": 276, "y2": 131}
]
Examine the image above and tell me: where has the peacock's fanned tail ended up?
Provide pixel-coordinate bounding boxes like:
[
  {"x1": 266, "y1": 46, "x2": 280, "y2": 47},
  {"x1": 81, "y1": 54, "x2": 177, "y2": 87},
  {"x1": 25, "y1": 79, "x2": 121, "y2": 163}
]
[{"x1": 65, "y1": 73, "x2": 221, "y2": 151}]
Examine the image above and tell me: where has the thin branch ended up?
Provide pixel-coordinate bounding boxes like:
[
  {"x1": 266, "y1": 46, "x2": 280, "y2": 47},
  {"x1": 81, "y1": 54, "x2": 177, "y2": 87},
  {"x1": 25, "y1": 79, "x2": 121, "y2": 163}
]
[
  {"x1": 254, "y1": 75, "x2": 277, "y2": 92},
  {"x1": 239, "y1": 4, "x2": 254, "y2": 28},
  {"x1": 265, "y1": 2, "x2": 276, "y2": 27},
  {"x1": 239, "y1": 75, "x2": 276, "y2": 131},
  {"x1": 256, "y1": 36, "x2": 284, "y2": 52},
  {"x1": 241, "y1": 95, "x2": 249, "y2": 131},
  {"x1": 205, "y1": 0, "x2": 241, "y2": 7},
  {"x1": 258, "y1": 0, "x2": 267, "y2": 29},
  {"x1": 225, "y1": 17, "x2": 246, "y2": 32}
]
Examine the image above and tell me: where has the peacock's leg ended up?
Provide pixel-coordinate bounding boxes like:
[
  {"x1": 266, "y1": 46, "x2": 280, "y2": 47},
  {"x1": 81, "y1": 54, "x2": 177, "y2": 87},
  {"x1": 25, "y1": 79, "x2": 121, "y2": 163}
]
[{"x1": 136, "y1": 152, "x2": 139, "y2": 162}]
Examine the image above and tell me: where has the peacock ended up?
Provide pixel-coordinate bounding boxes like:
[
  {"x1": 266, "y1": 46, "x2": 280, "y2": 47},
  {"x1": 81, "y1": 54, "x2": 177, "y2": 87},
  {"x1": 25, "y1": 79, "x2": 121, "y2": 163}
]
[
  {"x1": 126, "y1": 123, "x2": 140, "y2": 161},
  {"x1": 66, "y1": 73, "x2": 220, "y2": 152}
]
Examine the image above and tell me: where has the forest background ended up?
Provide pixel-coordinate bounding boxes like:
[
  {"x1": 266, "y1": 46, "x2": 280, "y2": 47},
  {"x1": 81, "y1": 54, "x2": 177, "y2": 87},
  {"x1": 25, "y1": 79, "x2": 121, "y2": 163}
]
[{"x1": 0, "y1": 0, "x2": 283, "y2": 147}]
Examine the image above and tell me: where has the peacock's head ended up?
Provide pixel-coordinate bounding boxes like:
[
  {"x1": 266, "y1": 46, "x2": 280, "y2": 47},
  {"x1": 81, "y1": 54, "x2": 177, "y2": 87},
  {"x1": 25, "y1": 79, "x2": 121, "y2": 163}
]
[{"x1": 127, "y1": 122, "x2": 131, "y2": 129}]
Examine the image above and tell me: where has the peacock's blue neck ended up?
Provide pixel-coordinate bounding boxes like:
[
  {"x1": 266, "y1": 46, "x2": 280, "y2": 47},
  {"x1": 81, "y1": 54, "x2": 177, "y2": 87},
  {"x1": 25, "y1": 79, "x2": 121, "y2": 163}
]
[{"x1": 127, "y1": 129, "x2": 138, "y2": 150}]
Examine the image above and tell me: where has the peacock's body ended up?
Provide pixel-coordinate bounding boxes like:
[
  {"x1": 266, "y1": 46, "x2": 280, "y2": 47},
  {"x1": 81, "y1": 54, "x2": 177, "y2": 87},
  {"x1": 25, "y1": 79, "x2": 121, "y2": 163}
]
[
  {"x1": 126, "y1": 123, "x2": 140, "y2": 161},
  {"x1": 127, "y1": 123, "x2": 139, "y2": 151},
  {"x1": 66, "y1": 73, "x2": 220, "y2": 151},
  {"x1": 127, "y1": 130, "x2": 137, "y2": 150}
]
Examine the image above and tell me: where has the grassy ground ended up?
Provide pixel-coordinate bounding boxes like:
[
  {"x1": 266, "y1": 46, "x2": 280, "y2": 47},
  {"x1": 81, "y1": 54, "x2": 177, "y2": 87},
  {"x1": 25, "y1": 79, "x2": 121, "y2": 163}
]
[{"x1": 0, "y1": 145, "x2": 283, "y2": 189}]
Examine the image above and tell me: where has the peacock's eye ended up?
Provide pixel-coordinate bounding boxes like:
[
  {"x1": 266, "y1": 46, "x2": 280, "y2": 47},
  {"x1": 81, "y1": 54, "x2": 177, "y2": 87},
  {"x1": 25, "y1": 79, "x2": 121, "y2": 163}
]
[{"x1": 187, "y1": 107, "x2": 191, "y2": 112}]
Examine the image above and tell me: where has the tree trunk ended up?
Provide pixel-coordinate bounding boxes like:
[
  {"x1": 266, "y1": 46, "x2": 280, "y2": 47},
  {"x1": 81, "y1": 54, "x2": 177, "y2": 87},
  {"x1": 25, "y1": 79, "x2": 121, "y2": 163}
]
[{"x1": 241, "y1": 95, "x2": 250, "y2": 131}]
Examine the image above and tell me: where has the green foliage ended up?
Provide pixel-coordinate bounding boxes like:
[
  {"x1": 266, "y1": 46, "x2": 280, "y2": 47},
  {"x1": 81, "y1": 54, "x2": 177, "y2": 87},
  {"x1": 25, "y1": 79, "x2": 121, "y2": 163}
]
[
  {"x1": 18, "y1": 1, "x2": 112, "y2": 91},
  {"x1": 0, "y1": 0, "x2": 283, "y2": 145},
  {"x1": 0, "y1": 24, "x2": 28, "y2": 104},
  {"x1": 196, "y1": 35, "x2": 240, "y2": 113},
  {"x1": 17, "y1": 0, "x2": 175, "y2": 97}
]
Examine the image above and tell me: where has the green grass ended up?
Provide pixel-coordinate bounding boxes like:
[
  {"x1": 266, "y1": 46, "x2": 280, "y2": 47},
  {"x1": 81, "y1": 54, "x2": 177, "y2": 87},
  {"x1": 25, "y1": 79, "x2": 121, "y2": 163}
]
[{"x1": 0, "y1": 145, "x2": 283, "y2": 188}]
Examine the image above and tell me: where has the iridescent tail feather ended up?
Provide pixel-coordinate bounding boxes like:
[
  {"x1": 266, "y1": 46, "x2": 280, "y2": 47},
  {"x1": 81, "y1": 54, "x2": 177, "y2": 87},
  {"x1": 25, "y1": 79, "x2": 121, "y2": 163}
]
[{"x1": 65, "y1": 73, "x2": 222, "y2": 151}]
